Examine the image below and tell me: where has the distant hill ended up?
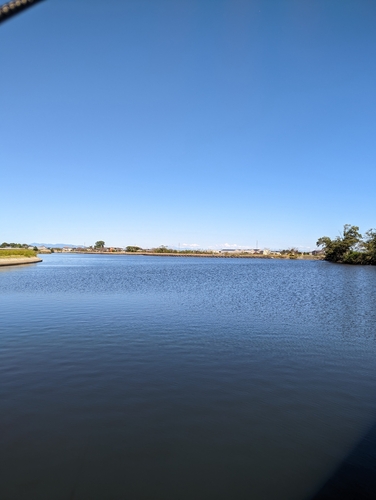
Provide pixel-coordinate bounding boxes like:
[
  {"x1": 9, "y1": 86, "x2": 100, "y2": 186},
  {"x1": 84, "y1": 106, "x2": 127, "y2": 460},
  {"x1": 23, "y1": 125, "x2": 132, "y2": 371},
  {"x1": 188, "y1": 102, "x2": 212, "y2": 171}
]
[{"x1": 30, "y1": 243, "x2": 78, "y2": 248}]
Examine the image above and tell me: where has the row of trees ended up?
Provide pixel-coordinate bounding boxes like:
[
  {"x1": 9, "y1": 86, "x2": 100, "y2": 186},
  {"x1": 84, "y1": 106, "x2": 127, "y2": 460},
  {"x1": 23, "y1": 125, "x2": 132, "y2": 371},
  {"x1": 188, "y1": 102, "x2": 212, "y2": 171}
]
[
  {"x1": 92, "y1": 243, "x2": 208, "y2": 254},
  {"x1": 0, "y1": 242, "x2": 29, "y2": 248},
  {"x1": 317, "y1": 225, "x2": 376, "y2": 265},
  {"x1": 93, "y1": 242, "x2": 142, "y2": 252}
]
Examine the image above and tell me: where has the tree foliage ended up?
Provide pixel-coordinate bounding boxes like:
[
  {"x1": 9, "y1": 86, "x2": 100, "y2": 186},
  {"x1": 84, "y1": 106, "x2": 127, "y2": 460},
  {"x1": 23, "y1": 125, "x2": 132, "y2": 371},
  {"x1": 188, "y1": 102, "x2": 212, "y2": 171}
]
[
  {"x1": 362, "y1": 229, "x2": 376, "y2": 264},
  {"x1": 317, "y1": 225, "x2": 376, "y2": 265},
  {"x1": 125, "y1": 246, "x2": 142, "y2": 252},
  {"x1": 94, "y1": 240, "x2": 105, "y2": 249},
  {"x1": 1, "y1": 242, "x2": 28, "y2": 248}
]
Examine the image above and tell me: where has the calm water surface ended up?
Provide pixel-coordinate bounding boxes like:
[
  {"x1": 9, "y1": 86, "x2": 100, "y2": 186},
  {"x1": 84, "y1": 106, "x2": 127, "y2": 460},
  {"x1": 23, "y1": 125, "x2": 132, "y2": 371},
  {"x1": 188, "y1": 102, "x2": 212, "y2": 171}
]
[{"x1": 1, "y1": 254, "x2": 376, "y2": 499}]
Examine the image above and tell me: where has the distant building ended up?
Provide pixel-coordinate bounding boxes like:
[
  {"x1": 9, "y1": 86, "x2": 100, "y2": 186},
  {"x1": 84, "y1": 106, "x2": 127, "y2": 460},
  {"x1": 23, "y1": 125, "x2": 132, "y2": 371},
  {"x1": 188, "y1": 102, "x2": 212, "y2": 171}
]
[
  {"x1": 312, "y1": 249, "x2": 325, "y2": 256},
  {"x1": 35, "y1": 246, "x2": 51, "y2": 254}
]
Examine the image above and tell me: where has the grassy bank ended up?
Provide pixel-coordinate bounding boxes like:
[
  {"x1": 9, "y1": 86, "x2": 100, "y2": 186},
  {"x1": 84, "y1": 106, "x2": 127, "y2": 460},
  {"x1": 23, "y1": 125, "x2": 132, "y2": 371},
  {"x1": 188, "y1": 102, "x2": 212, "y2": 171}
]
[{"x1": 0, "y1": 249, "x2": 37, "y2": 258}]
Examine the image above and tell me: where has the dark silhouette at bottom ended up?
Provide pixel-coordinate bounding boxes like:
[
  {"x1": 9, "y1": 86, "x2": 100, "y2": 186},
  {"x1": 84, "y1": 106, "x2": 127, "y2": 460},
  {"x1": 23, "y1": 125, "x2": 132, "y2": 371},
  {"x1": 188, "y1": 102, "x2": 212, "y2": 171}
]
[
  {"x1": 0, "y1": 0, "x2": 45, "y2": 25},
  {"x1": 311, "y1": 423, "x2": 376, "y2": 499}
]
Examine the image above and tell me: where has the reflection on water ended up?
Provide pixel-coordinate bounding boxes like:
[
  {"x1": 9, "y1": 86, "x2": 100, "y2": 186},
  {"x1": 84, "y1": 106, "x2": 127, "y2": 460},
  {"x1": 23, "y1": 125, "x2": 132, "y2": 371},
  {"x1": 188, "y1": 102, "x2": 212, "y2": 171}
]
[{"x1": 1, "y1": 254, "x2": 376, "y2": 499}]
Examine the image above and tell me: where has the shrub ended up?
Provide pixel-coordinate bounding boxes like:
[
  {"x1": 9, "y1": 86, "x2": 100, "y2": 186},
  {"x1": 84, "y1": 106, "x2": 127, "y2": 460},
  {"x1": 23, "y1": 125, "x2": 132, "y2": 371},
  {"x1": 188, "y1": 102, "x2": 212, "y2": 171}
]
[{"x1": 0, "y1": 249, "x2": 37, "y2": 258}]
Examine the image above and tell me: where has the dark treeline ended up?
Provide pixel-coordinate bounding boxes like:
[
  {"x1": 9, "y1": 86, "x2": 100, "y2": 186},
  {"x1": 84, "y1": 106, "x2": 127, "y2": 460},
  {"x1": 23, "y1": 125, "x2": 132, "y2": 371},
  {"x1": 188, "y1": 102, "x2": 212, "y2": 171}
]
[
  {"x1": 317, "y1": 225, "x2": 376, "y2": 265},
  {"x1": 0, "y1": 242, "x2": 29, "y2": 248}
]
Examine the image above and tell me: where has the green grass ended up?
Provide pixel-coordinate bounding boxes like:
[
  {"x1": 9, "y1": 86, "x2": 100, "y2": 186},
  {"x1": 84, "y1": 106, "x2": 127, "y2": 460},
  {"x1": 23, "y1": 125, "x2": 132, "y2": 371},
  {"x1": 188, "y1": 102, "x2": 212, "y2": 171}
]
[{"x1": 0, "y1": 249, "x2": 37, "y2": 258}]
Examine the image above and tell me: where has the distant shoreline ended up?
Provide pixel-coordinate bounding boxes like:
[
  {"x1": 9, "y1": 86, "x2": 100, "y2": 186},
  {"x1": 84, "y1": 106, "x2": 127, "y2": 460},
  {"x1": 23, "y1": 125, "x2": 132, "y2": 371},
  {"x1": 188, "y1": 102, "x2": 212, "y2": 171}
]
[
  {"x1": 0, "y1": 257, "x2": 43, "y2": 267},
  {"x1": 70, "y1": 252, "x2": 322, "y2": 260}
]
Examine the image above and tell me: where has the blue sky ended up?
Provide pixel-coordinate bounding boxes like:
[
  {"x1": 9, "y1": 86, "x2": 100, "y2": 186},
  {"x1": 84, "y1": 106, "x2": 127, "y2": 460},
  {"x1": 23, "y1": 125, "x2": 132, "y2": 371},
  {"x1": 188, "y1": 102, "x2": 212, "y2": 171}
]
[{"x1": 1, "y1": 0, "x2": 376, "y2": 249}]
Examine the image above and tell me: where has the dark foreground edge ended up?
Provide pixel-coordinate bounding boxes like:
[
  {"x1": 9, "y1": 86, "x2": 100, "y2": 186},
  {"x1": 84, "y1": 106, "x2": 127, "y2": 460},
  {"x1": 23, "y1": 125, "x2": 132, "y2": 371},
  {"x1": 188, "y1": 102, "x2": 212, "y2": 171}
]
[
  {"x1": 310, "y1": 422, "x2": 376, "y2": 500},
  {"x1": 0, "y1": 0, "x2": 45, "y2": 24}
]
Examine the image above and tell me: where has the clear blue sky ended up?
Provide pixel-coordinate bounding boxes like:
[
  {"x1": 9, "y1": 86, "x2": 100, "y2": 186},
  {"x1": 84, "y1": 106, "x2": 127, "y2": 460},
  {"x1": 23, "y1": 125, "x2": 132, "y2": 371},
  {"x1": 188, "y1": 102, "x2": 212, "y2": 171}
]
[{"x1": 1, "y1": 0, "x2": 376, "y2": 249}]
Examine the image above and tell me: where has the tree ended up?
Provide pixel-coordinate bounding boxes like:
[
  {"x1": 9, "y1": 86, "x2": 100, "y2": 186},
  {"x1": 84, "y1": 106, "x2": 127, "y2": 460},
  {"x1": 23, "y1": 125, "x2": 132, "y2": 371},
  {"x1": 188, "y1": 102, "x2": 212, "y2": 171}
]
[
  {"x1": 317, "y1": 225, "x2": 362, "y2": 263},
  {"x1": 362, "y1": 229, "x2": 376, "y2": 265},
  {"x1": 125, "y1": 246, "x2": 142, "y2": 252},
  {"x1": 154, "y1": 245, "x2": 175, "y2": 253},
  {"x1": 94, "y1": 241, "x2": 105, "y2": 249}
]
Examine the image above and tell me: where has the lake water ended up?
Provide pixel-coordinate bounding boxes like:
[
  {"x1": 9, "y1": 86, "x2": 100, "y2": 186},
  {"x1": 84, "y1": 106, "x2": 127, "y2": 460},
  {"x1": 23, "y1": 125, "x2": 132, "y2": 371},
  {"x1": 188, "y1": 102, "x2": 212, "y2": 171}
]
[{"x1": 1, "y1": 254, "x2": 376, "y2": 500}]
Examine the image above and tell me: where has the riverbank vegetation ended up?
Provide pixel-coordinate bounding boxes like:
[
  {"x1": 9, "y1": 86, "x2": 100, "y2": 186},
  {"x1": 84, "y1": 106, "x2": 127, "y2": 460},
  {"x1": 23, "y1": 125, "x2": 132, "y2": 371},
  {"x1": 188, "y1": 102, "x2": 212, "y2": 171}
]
[
  {"x1": 0, "y1": 242, "x2": 29, "y2": 249},
  {"x1": 317, "y1": 225, "x2": 376, "y2": 265},
  {"x1": 0, "y1": 249, "x2": 37, "y2": 258},
  {"x1": 125, "y1": 246, "x2": 142, "y2": 252},
  {"x1": 152, "y1": 246, "x2": 213, "y2": 254}
]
